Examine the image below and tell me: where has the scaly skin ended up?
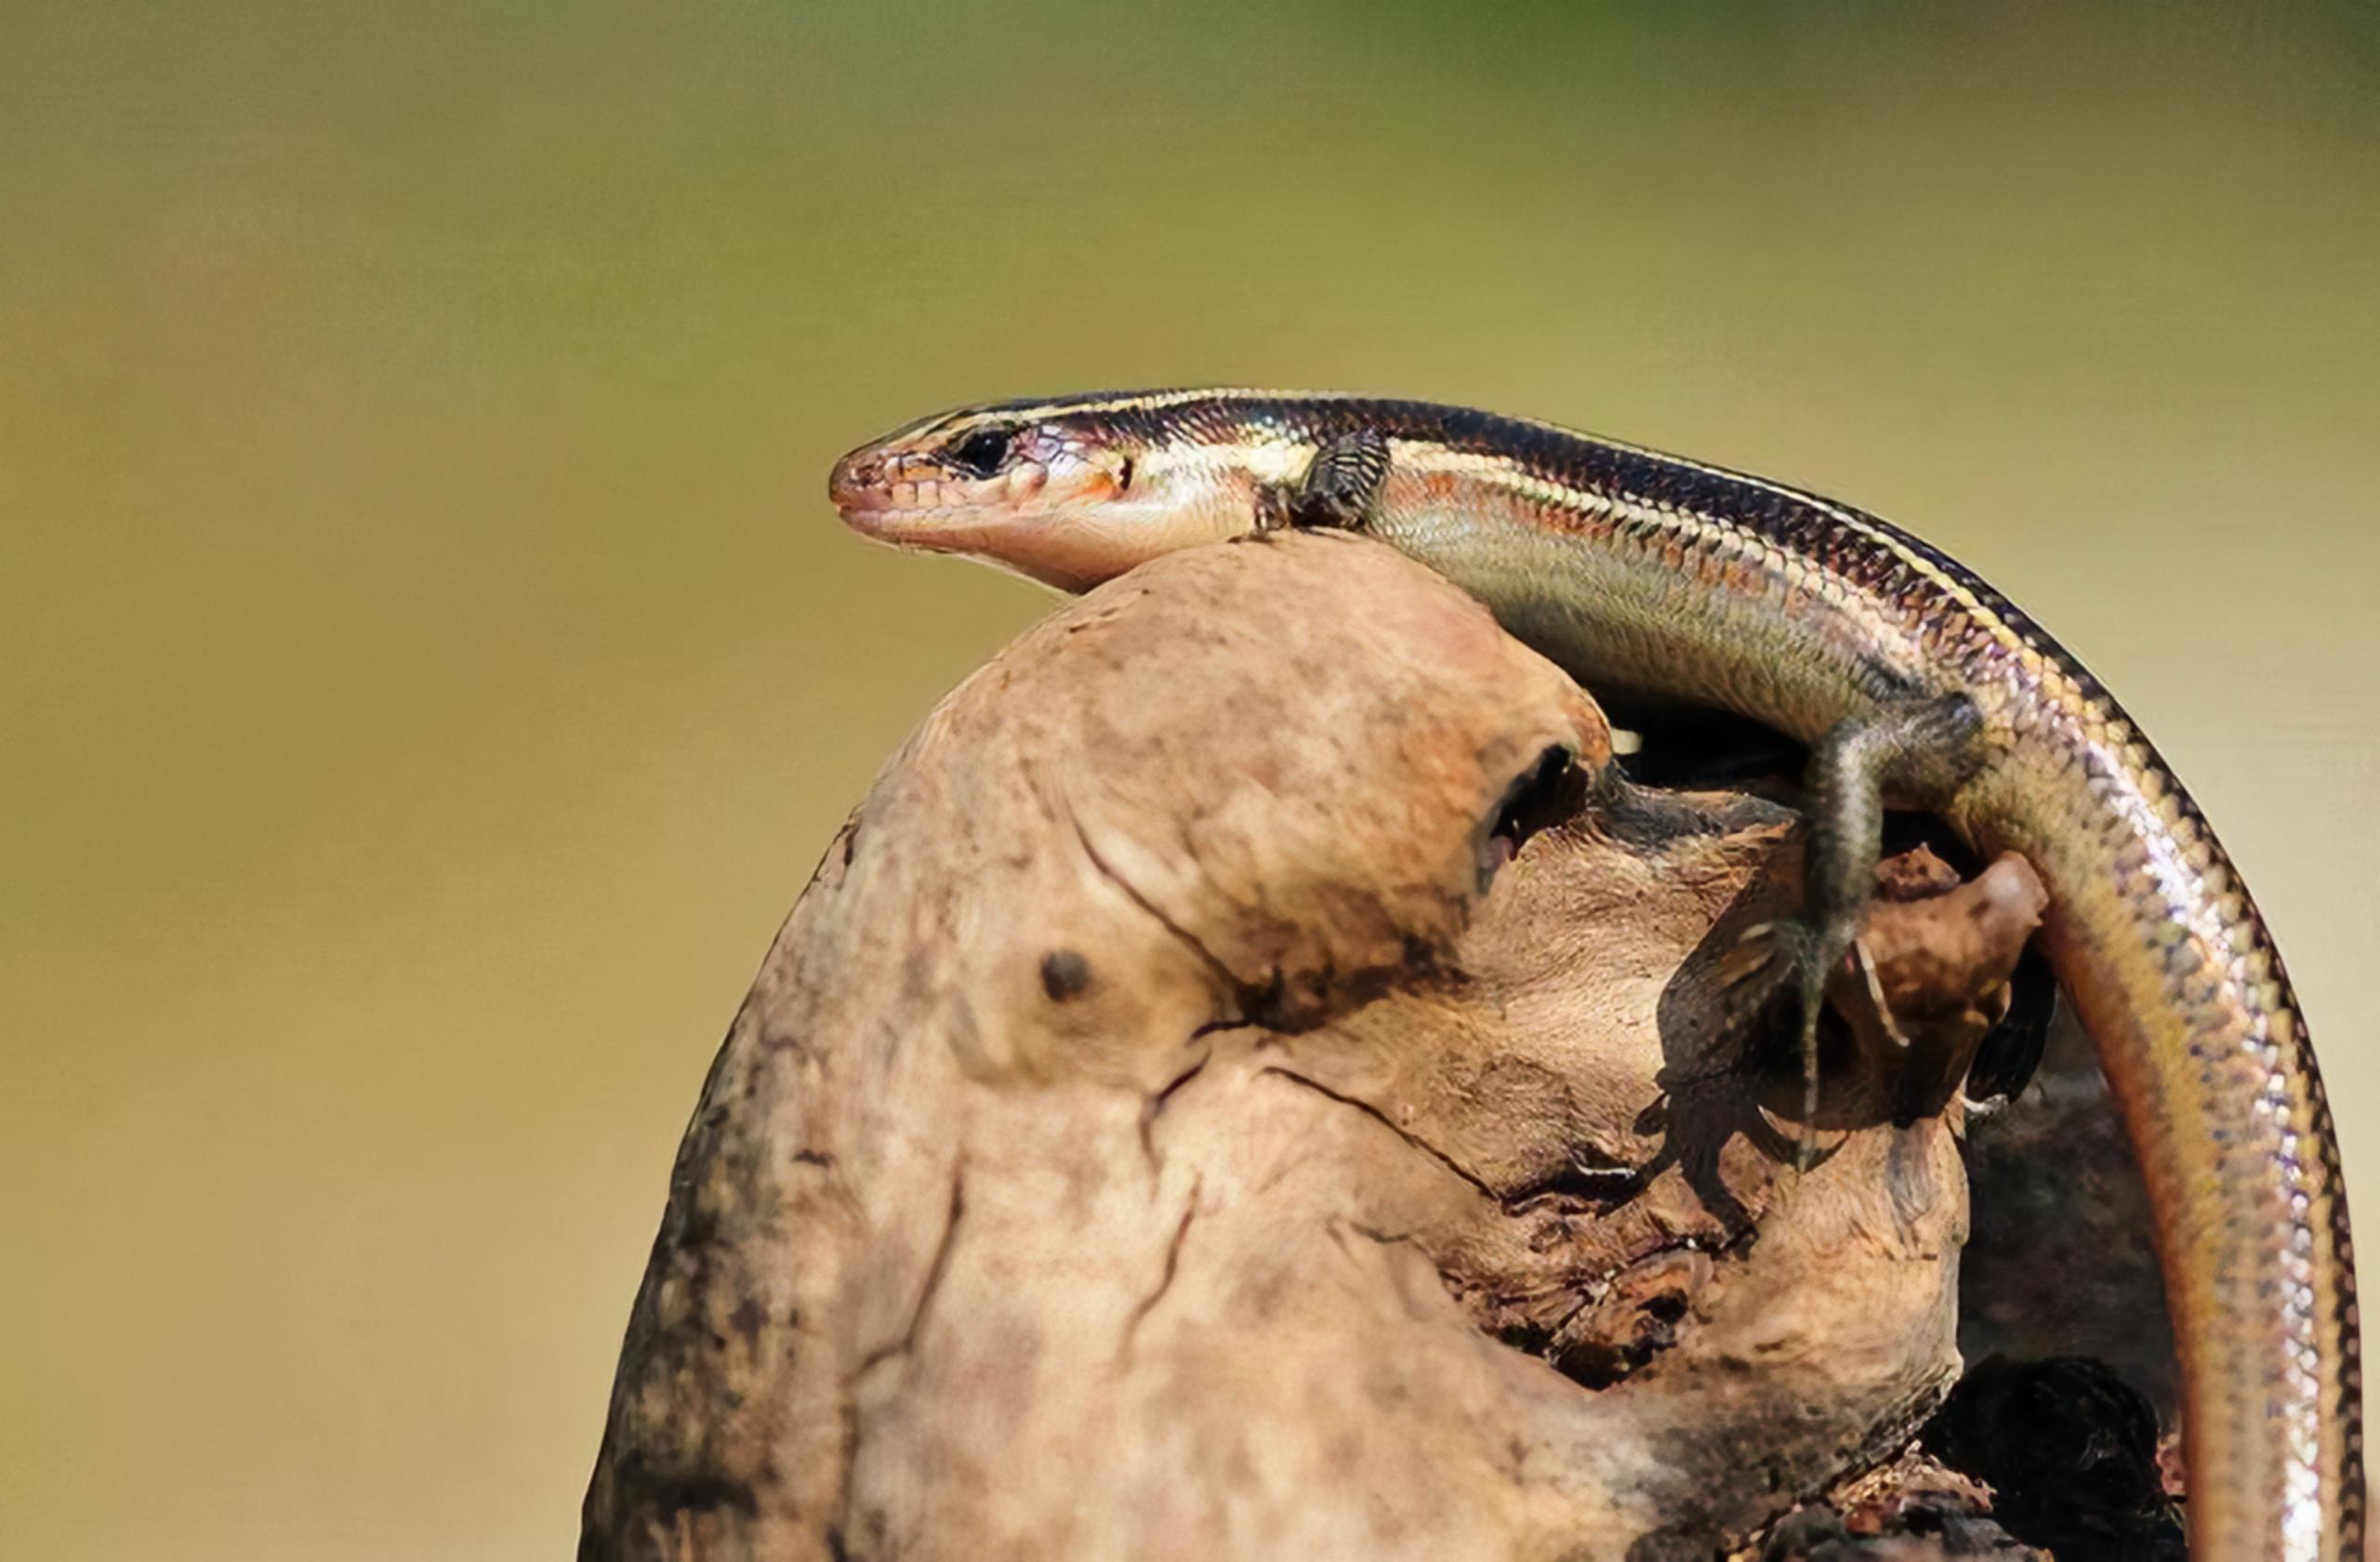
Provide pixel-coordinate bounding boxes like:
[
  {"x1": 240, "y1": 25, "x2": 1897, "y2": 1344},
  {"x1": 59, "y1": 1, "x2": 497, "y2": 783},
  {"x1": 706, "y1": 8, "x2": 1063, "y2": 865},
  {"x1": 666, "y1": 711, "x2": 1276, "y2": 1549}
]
[{"x1": 828, "y1": 388, "x2": 2362, "y2": 1559}]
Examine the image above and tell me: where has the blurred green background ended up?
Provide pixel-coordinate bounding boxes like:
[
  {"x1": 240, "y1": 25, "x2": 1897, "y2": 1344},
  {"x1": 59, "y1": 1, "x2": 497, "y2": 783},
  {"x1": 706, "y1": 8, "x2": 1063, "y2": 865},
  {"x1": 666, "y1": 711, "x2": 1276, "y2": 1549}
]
[{"x1": 3, "y1": 3, "x2": 2374, "y2": 1557}]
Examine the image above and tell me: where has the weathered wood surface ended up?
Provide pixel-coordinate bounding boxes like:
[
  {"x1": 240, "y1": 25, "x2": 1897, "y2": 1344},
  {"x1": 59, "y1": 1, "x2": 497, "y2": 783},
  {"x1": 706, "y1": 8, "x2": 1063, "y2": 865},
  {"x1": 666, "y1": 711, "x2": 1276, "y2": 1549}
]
[{"x1": 580, "y1": 533, "x2": 2060, "y2": 1562}]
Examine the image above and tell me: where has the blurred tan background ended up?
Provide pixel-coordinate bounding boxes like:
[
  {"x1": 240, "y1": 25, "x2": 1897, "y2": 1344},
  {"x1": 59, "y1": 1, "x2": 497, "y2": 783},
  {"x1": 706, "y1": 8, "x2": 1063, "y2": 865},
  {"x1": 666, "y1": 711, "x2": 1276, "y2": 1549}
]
[{"x1": 2, "y1": 3, "x2": 2374, "y2": 1557}]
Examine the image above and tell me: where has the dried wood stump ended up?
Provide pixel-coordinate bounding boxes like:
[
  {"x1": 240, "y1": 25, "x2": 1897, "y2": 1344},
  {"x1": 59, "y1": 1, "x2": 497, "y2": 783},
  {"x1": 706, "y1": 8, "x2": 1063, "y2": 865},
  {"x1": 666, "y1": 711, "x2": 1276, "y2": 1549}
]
[{"x1": 582, "y1": 532, "x2": 2101, "y2": 1562}]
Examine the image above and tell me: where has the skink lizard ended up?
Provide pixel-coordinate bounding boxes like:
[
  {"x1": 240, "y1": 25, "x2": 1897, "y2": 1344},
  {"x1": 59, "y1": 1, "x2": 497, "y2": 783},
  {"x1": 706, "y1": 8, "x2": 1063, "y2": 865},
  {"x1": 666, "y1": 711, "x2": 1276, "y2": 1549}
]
[{"x1": 827, "y1": 389, "x2": 2362, "y2": 1560}]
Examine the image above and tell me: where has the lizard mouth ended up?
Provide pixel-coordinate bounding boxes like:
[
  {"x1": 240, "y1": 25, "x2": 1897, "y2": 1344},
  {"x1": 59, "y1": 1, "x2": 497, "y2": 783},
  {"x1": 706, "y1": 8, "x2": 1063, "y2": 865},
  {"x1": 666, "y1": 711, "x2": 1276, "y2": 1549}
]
[
  {"x1": 832, "y1": 478, "x2": 959, "y2": 524},
  {"x1": 828, "y1": 447, "x2": 1055, "y2": 538}
]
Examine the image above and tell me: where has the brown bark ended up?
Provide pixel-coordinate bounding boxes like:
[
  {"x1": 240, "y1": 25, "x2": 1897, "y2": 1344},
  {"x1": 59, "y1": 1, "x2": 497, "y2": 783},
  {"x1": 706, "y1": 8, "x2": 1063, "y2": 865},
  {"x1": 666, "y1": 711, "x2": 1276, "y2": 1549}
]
[{"x1": 579, "y1": 532, "x2": 2060, "y2": 1562}]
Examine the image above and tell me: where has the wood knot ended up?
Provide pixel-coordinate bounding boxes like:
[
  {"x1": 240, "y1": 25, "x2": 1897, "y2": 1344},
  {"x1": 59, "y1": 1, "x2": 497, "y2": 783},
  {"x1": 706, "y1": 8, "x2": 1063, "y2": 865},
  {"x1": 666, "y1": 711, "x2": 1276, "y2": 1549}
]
[{"x1": 1040, "y1": 949, "x2": 1092, "y2": 1001}]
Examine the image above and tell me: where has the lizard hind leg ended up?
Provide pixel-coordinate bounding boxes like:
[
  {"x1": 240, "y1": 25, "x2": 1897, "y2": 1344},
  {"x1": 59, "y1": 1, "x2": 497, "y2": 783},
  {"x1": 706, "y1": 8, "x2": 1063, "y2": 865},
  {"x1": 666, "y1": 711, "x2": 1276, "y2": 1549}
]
[{"x1": 1732, "y1": 694, "x2": 1989, "y2": 1169}]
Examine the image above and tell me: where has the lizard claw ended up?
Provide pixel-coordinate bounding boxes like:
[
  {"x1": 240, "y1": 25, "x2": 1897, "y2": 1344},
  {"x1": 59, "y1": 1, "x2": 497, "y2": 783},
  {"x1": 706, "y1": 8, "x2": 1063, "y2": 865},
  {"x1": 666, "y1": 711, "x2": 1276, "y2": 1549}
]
[{"x1": 1718, "y1": 916, "x2": 1842, "y2": 1172}]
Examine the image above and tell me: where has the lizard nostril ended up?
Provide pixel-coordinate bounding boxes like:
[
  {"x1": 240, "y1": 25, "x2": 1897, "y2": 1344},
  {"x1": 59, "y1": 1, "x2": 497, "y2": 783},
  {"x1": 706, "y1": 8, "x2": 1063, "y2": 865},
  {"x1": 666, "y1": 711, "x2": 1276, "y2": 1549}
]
[{"x1": 828, "y1": 451, "x2": 884, "y2": 506}]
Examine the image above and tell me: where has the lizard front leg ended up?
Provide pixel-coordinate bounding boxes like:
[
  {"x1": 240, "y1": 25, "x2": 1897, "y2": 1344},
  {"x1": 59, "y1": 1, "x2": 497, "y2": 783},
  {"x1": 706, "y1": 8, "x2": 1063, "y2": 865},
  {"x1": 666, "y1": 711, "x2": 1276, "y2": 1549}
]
[{"x1": 1254, "y1": 429, "x2": 1393, "y2": 533}]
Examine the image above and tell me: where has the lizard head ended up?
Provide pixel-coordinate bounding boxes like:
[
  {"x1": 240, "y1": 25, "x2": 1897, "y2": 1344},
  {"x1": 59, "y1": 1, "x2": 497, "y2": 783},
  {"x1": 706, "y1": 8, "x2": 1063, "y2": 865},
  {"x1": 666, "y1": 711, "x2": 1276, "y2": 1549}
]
[{"x1": 828, "y1": 392, "x2": 1313, "y2": 591}]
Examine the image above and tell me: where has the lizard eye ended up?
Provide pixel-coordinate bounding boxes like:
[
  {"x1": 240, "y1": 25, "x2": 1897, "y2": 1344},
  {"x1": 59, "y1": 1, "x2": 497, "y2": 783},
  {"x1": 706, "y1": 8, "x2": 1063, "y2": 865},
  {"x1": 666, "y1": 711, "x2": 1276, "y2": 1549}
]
[{"x1": 947, "y1": 426, "x2": 1015, "y2": 478}]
